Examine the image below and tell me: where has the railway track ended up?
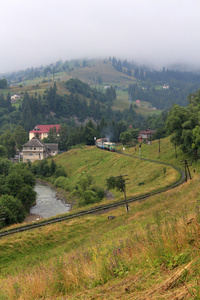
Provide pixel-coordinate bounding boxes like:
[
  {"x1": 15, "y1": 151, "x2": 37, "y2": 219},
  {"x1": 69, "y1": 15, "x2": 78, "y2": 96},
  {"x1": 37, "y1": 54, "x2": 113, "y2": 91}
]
[{"x1": 0, "y1": 151, "x2": 185, "y2": 238}]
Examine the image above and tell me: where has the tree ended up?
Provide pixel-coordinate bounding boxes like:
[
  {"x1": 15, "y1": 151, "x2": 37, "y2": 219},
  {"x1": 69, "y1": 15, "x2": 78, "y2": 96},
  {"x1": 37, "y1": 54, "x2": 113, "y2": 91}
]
[
  {"x1": 166, "y1": 104, "x2": 189, "y2": 134},
  {"x1": 0, "y1": 195, "x2": 25, "y2": 228},
  {"x1": 120, "y1": 131, "x2": 132, "y2": 145},
  {"x1": 129, "y1": 128, "x2": 140, "y2": 140},
  {"x1": 50, "y1": 159, "x2": 56, "y2": 175},
  {"x1": 0, "y1": 130, "x2": 16, "y2": 158},
  {"x1": 0, "y1": 79, "x2": 8, "y2": 89},
  {"x1": 17, "y1": 185, "x2": 36, "y2": 211},
  {"x1": 106, "y1": 175, "x2": 126, "y2": 193},
  {"x1": 0, "y1": 145, "x2": 6, "y2": 157},
  {"x1": 0, "y1": 158, "x2": 12, "y2": 176},
  {"x1": 58, "y1": 124, "x2": 68, "y2": 151},
  {"x1": 22, "y1": 92, "x2": 35, "y2": 131},
  {"x1": 192, "y1": 125, "x2": 200, "y2": 159},
  {"x1": 45, "y1": 126, "x2": 58, "y2": 143},
  {"x1": 166, "y1": 104, "x2": 189, "y2": 150},
  {"x1": 116, "y1": 121, "x2": 127, "y2": 142},
  {"x1": 83, "y1": 120, "x2": 97, "y2": 145},
  {"x1": 6, "y1": 171, "x2": 24, "y2": 197},
  {"x1": 13, "y1": 125, "x2": 28, "y2": 152},
  {"x1": 106, "y1": 175, "x2": 129, "y2": 212}
]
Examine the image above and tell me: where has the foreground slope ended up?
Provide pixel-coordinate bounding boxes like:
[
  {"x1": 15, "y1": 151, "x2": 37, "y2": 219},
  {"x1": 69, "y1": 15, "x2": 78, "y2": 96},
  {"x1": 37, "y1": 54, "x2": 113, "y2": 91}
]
[{"x1": 0, "y1": 137, "x2": 200, "y2": 299}]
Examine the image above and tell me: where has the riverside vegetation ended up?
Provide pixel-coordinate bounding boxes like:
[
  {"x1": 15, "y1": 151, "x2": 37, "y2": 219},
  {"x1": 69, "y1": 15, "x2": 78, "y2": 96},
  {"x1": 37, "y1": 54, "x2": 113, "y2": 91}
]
[{"x1": 1, "y1": 137, "x2": 200, "y2": 299}]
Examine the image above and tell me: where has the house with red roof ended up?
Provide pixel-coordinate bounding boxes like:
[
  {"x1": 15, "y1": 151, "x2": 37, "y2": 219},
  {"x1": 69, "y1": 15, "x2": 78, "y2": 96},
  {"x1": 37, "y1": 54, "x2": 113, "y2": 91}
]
[
  {"x1": 29, "y1": 124, "x2": 60, "y2": 140},
  {"x1": 137, "y1": 129, "x2": 156, "y2": 144},
  {"x1": 135, "y1": 100, "x2": 141, "y2": 106}
]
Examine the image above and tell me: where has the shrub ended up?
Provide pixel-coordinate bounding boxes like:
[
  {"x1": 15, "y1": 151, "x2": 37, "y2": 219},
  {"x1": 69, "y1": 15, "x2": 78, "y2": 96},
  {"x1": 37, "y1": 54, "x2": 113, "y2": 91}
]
[
  {"x1": 54, "y1": 166, "x2": 67, "y2": 178},
  {"x1": 54, "y1": 176, "x2": 71, "y2": 191},
  {"x1": 0, "y1": 195, "x2": 25, "y2": 228}
]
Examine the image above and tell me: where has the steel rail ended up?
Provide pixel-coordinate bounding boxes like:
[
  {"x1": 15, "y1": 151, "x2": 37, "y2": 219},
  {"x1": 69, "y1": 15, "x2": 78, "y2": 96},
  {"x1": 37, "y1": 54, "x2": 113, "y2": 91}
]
[{"x1": 0, "y1": 151, "x2": 185, "y2": 238}]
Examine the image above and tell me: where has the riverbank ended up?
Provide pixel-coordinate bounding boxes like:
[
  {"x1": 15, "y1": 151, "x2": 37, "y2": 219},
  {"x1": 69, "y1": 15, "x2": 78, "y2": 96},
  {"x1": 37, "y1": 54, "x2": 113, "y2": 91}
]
[
  {"x1": 36, "y1": 179, "x2": 73, "y2": 206},
  {"x1": 24, "y1": 213, "x2": 44, "y2": 223}
]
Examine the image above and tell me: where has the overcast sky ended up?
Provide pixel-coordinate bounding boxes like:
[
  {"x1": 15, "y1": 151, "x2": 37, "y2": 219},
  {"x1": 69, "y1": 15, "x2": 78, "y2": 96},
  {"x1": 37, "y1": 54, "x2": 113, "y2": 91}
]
[{"x1": 0, "y1": 0, "x2": 200, "y2": 74}]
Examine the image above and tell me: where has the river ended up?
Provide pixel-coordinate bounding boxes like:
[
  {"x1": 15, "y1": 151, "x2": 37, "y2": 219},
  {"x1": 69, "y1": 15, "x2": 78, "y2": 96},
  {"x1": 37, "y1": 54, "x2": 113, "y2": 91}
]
[{"x1": 30, "y1": 183, "x2": 70, "y2": 219}]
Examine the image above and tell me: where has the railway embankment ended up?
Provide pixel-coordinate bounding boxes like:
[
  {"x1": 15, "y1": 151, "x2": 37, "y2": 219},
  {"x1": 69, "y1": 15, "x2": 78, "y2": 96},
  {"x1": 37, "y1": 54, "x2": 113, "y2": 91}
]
[
  {"x1": 0, "y1": 141, "x2": 185, "y2": 237},
  {"x1": 1, "y1": 137, "x2": 199, "y2": 300}
]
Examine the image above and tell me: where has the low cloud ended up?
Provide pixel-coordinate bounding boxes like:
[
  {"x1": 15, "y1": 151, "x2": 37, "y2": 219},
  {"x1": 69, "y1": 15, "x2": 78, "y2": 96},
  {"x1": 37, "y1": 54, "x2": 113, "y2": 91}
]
[{"x1": 1, "y1": 0, "x2": 200, "y2": 73}]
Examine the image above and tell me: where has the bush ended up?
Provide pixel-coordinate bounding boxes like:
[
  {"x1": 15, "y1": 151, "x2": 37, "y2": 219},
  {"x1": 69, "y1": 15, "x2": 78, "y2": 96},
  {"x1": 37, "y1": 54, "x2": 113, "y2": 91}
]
[
  {"x1": 17, "y1": 185, "x2": 37, "y2": 211},
  {"x1": 54, "y1": 176, "x2": 71, "y2": 191},
  {"x1": 0, "y1": 195, "x2": 25, "y2": 228},
  {"x1": 91, "y1": 185, "x2": 105, "y2": 202},
  {"x1": 54, "y1": 167, "x2": 67, "y2": 178}
]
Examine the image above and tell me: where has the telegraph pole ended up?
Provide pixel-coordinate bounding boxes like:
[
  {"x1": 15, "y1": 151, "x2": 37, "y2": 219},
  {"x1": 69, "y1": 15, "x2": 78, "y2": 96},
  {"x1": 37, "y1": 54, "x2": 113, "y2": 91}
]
[
  {"x1": 139, "y1": 144, "x2": 142, "y2": 157},
  {"x1": 181, "y1": 160, "x2": 192, "y2": 182},
  {"x1": 121, "y1": 174, "x2": 129, "y2": 212}
]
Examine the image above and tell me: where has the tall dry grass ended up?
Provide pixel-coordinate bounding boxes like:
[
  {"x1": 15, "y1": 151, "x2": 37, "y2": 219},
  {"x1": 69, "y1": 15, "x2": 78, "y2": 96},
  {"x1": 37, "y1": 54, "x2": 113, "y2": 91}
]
[{"x1": 1, "y1": 209, "x2": 200, "y2": 300}]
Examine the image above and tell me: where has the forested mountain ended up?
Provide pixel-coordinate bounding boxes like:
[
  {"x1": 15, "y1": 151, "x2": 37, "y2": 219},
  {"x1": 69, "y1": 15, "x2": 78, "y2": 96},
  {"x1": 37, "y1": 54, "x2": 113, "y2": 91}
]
[
  {"x1": 0, "y1": 77, "x2": 147, "y2": 154},
  {"x1": 2, "y1": 58, "x2": 200, "y2": 111},
  {"x1": 0, "y1": 57, "x2": 200, "y2": 156},
  {"x1": 111, "y1": 58, "x2": 200, "y2": 110},
  {"x1": 20, "y1": 79, "x2": 137, "y2": 131}
]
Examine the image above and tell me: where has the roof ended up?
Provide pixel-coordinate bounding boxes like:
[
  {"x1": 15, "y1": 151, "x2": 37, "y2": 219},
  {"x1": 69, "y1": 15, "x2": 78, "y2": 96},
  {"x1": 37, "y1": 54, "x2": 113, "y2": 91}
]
[
  {"x1": 23, "y1": 137, "x2": 46, "y2": 148},
  {"x1": 45, "y1": 143, "x2": 58, "y2": 151},
  {"x1": 29, "y1": 124, "x2": 60, "y2": 133},
  {"x1": 139, "y1": 129, "x2": 156, "y2": 134}
]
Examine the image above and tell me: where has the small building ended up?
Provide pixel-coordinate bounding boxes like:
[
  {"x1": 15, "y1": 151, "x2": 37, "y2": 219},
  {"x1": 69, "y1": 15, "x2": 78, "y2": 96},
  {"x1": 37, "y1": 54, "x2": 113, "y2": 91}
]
[
  {"x1": 135, "y1": 100, "x2": 141, "y2": 106},
  {"x1": 22, "y1": 137, "x2": 55, "y2": 163},
  {"x1": 45, "y1": 143, "x2": 59, "y2": 156},
  {"x1": 11, "y1": 94, "x2": 20, "y2": 103},
  {"x1": 137, "y1": 129, "x2": 156, "y2": 144},
  {"x1": 163, "y1": 84, "x2": 169, "y2": 89},
  {"x1": 29, "y1": 124, "x2": 60, "y2": 140}
]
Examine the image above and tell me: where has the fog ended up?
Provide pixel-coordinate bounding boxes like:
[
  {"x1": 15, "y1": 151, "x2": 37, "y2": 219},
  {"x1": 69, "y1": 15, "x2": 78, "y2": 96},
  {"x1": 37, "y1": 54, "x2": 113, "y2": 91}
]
[{"x1": 1, "y1": 0, "x2": 200, "y2": 73}]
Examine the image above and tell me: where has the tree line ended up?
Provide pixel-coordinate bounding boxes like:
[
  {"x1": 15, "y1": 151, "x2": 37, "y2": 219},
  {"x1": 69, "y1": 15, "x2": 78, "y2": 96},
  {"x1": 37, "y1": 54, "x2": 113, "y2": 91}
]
[
  {"x1": 0, "y1": 160, "x2": 36, "y2": 228},
  {"x1": 166, "y1": 90, "x2": 200, "y2": 159}
]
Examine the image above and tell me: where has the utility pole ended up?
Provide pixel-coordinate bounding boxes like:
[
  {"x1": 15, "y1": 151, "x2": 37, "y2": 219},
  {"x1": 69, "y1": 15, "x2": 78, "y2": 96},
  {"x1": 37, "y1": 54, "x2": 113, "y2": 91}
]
[
  {"x1": 139, "y1": 144, "x2": 142, "y2": 157},
  {"x1": 181, "y1": 160, "x2": 192, "y2": 182},
  {"x1": 121, "y1": 174, "x2": 129, "y2": 212}
]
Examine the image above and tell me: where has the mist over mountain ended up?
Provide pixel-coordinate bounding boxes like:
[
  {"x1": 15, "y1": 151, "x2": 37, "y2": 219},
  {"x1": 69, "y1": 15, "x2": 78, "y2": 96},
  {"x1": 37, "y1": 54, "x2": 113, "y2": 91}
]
[{"x1": 1, "y1": 0, "x2": 200, "y2": 74}]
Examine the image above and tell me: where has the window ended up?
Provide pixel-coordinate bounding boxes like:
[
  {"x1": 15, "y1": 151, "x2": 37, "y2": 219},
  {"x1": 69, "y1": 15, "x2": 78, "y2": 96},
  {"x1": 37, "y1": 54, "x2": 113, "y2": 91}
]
[{"x1": 34, "y1": 147, "x2": 36, "y2": 150}]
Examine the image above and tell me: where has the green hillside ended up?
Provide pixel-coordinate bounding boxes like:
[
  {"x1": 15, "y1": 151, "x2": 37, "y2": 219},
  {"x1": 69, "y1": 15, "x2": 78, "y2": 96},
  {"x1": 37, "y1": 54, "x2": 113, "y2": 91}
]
[
  {"x1": 1, "y1": 137, "x2": 200, "y2": 299},
  {"x1": 53, "y1": 145, "x2": 179, "y2": 203},
  {"x1": 7, "y1": 60, "x2": 162, "y2": 116}
]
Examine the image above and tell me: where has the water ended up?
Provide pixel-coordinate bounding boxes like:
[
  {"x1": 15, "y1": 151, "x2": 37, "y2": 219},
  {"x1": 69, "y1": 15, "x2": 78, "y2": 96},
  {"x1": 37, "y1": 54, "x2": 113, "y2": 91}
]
[{"x1": 30, "y1": 183, "x2": 70, "y2": 218}]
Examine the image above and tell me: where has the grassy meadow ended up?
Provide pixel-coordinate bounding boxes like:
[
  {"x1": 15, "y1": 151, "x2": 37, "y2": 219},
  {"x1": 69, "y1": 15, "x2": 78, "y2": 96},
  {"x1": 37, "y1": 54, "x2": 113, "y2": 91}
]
[
  {"x1": 1, "y1": 137, "x2": 200, "y2": 299},
  {"x1": 53, "y1": 145, "x2": 180, "y2": 202}
]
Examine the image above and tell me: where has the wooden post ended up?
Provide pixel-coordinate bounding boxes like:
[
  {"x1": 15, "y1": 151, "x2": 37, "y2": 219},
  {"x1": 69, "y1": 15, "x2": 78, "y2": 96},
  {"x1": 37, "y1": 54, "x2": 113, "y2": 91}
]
[
  {"x1": 186, "y1": 160, "x2": 192, "y2": 180},
  {"x1": 139, "y1": 144, "x2": 141, "y2": 157},
  {"x1": 123, "y1": 186, "x2": 129, "y2": 212},
  {"x1": 185, "y1": 160, "x2": 187, "y2": 182}
]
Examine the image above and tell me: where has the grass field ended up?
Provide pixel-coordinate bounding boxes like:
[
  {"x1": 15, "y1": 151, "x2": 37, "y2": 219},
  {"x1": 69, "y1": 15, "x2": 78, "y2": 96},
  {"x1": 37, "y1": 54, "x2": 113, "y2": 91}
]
[
  {"x1": 53, "y1": 145, "x2": 180, "y2": 202},
  {"x1": 1, "y1": 137, "x2": 200, "y2": 299}
]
